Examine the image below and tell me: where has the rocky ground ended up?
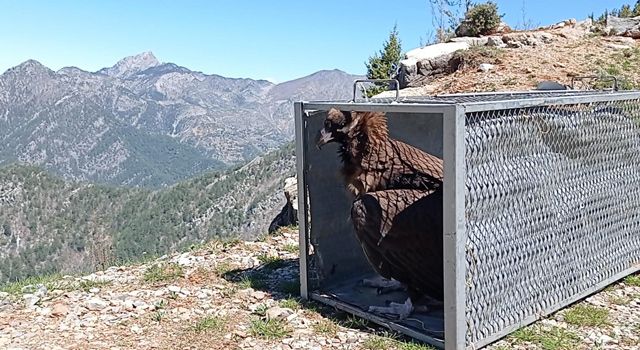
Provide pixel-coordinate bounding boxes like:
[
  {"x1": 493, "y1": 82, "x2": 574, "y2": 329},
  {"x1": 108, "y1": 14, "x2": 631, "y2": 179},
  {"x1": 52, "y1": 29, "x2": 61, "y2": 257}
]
[
  {"x1": 1, "y1": 227, "x2": 639, "y2": 350},
  {"x1": 378, "y1": 18, "x2": 640, "y2": 98}
]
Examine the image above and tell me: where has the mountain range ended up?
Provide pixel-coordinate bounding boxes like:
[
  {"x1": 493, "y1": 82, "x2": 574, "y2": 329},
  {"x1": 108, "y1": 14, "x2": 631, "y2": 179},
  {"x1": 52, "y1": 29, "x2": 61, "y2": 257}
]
[{"x1": 0, "y1": 52, "x2": 360, "y2": 187}]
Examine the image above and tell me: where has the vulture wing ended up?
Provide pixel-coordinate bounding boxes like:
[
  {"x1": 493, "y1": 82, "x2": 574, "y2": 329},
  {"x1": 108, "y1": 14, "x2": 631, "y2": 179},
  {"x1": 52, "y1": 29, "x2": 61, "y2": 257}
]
[{"x1": 350, "y1": 188, "x2": 443, "y2": 300}]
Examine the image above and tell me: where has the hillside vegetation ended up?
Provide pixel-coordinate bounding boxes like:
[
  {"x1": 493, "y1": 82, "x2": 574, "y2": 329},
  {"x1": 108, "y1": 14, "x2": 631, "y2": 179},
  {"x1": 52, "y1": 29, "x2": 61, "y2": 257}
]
[{"x1": 0, "y1": 144, "x2": 295, "y2": 283}]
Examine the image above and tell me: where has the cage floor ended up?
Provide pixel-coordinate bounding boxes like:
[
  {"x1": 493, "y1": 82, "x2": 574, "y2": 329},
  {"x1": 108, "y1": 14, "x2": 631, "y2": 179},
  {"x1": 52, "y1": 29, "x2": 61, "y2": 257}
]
[{"x1": 312, "y1": 272, "x2": 445, "y2": 348}]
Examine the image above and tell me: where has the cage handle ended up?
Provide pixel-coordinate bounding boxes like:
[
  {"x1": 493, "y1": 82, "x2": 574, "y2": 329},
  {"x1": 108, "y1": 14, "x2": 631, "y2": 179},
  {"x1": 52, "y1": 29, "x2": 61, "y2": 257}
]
[
  {"x1": 570, "y1": 75, "x2": 619, "y2": 91},
  {"x1": 352, "y1": 79, "x2": 400, "y2": 102}
]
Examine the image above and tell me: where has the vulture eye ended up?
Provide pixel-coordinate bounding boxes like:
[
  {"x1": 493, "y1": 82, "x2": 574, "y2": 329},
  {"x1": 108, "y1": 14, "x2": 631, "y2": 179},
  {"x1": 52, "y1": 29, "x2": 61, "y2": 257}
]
[{"x1": 324, "y1": 120, "x2": 331, "y2": 128}]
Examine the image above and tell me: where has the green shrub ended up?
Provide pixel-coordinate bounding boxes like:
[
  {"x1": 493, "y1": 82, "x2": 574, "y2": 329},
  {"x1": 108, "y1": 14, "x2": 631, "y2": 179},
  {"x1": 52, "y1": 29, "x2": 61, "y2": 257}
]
[{"x1": 463, "y1": 2, "x2": 503, "y2": 37}]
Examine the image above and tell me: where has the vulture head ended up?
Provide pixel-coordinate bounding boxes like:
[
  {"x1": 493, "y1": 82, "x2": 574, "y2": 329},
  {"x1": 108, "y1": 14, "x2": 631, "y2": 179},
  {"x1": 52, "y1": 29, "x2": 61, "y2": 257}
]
[{"x1": 316, "y1": 108, "x2": 354, "y2": 149}]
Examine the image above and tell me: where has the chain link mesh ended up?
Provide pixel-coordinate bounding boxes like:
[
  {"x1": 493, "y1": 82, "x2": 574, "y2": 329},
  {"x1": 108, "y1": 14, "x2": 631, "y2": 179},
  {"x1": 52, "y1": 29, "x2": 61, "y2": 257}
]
[{"x1": 464, "y1": 99, "x2": 640, "y2": 345}]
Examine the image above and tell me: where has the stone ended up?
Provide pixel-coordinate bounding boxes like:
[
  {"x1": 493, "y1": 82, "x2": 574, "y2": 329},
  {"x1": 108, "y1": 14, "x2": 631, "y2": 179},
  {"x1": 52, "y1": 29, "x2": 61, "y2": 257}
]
[
  {"x1": 130, "y1": 324, "x2": 143, "y2": 334},
  {"x1": 22, "y1": 294, "x2": 40, "y2": 308},
  {"x1": 268, "y1": 176, "x2": 298, "y2": 233},
  {"x1": 398, "y1": 41, "x2": 469, "y2": 88},
  {"x1": 479, "y1": 63, "x2": 495, "y2": 72},
  {"x1": 607, "y1": 16, "x2": 640, "y2": 39},
  {"x1": 486, "y1": 36, "x2": 506, "y2": 47},
  {"x1": 51, "y1": 303, "x2": 69, "y2": 316},
  {"x1": 88, "y1": 288, "x2": 100, "y2": 294},
  {"x1": 167, "y1": 285, "x2": 181, "y2": 293},
  {"x1": 449, "y1": 36, "x2": 490, "y2": 46},
  {"x1": 85, "y1": 297, "x2": 109, "y2": 311},
  {"x1": 251, "y1": 291, "x2": 266, "y2": 300},
  {"x1": 266, "y1": 307, "x2": 294, "y2": 321}
]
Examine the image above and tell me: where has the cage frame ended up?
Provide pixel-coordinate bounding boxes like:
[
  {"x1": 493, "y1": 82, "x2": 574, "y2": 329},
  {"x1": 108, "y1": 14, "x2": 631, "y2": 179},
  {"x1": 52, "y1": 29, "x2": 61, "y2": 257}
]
[{"x1": 294, "y1": 90, "x2": 640, "y2": 350}]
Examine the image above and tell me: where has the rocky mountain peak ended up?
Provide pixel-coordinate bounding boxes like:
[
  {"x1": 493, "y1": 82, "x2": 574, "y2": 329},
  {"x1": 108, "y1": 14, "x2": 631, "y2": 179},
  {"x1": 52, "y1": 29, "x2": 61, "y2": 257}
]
[
  {"x1": 3, "y1": 59, "x2": 52, "y2": 76},
  {"x1": 98, "y1": 51, "x2": 161, "y2": 78}
]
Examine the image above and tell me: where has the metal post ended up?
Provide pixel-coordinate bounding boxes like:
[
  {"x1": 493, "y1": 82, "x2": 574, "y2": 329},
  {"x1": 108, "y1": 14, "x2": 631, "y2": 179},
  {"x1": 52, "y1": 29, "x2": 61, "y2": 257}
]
[
  {"x1": 443, "y1": 105, "x2": 467, "y2": 350},
  {"x1": 294, "y1": 102, "x2": 310, "y2": 300}
]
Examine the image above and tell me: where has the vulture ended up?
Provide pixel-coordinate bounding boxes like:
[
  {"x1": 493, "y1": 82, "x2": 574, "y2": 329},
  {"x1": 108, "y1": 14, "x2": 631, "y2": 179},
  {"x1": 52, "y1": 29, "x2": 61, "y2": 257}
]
[
  {"x1": 317, "y1": 108, "x2": 444, "y2": 319},
  {"x1": 316, "y1": 109, "x2": 443, "y2": 196}
]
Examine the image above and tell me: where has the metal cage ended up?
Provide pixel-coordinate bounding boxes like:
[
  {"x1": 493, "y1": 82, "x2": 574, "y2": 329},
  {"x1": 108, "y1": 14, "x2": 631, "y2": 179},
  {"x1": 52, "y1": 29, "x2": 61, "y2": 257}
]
[{"x1": 294, "y1": 90, "x2": 640, "y2": 349}]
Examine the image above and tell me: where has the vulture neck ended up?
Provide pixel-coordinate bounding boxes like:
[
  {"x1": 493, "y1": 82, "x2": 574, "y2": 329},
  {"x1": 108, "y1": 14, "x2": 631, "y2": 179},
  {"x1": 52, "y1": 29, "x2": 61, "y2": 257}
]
[{"x1": 339, "y1": 112, "x2": 389, "y2": 164}]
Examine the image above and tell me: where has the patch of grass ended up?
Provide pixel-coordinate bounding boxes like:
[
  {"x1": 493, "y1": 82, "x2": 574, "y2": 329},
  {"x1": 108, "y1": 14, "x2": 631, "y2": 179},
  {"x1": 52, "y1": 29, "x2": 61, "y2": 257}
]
[
  {"x1": 511, "y1": 326, "x2": 538, "y2": 343},
  {"x1": 452, "y1": 46, "x2": 504, "y2": 71},
  {"x1": 237, "y1": 272, "x2": 268, "y2": 290},
  {"x1": 0, "y1": 273, "x2": 64, "y2": 295},
  {"x1": 249, "y1": 318, "x2": 291, "y2": 340},
  {"x1": 151, "y1": 311, "x2": 165, "y2": 323},
  {"x1": 76, "y1": 279, "x2": 111, "y2": 292},
  {"x1": 608, "y1": 295, "x2": 631, "y2": 305},
  {"x1": 277, "y1": 279, "x2": 300, "y2": 296},
  {"x1": 253, "y1": 304, "x2": 268, "y2": 317},
  {"x1": 154, "y1": 299, "x2": 167, "y2": 310},
  {"x1": 397, "y1": 340, "x2": 436, "y2": 350},
  {"x1": 624, "y1": 274, "x2": 640, "y2": 287},
  {"x1": 143, "y1": 263, "x2": 183, "y2": 283},
  {"x1": 279, "y1": 297, "x2": 301, "y2": 310},
  {"x1": 282, "y1": 244, "x2": 299, "y2": 254},
  {"x1": 362, "y1": 335, "x2": 395, "y2": 350},
  {"x1": 257, "y1": 254, "x2": 286, "y2": 270},
  {"x1": 564, "y1": 304, "x2": 609, "y2": 327},
  {"x1": 339, "y1": 315, "x2": 371, "y2": 329},
  {"x1": 313, "y1": 318, "x2": 339, "y2": 336},
  {"x1": 213, "y1": 261, "x2": 235, "y2": 277},
  {"x1": 510, "y1": 325, "x2": 580, "y2": 350},
  {"x1": 191, "y1": 316, "x2": 226, "y2": 333}
]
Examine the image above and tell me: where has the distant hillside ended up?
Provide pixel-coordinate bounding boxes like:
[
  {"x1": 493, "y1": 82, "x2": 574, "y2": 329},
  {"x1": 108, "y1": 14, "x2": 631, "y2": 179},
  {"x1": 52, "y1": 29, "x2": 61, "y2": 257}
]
[
  {"x1": 0, "y1": 52, "x2": 360, "y2": 187},
  {"x1": 0, "y1": 144, "x2": 296, "y2": 282}
]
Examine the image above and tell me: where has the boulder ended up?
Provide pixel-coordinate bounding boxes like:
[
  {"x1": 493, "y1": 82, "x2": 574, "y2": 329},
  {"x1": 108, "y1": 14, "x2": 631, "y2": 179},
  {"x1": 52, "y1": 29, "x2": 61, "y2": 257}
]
[
  {"x1": 398, "y1": 42, "x2": 469, "y2": 88},
  {"x1": 502, "y1": 32, "x2": 555, "y2": 48},
  {"x1": 450, "y1": 36, "x2": 490, "y2": 46},
  {"x1": 606, "y1": 16, "x2": 640, "y2": 39},
  {"x1": 486, "y1": 36, "x2": 506, "y2": 47},
  {"x1": 268, "y1": 176, "x2": 298, "y2": 233}
]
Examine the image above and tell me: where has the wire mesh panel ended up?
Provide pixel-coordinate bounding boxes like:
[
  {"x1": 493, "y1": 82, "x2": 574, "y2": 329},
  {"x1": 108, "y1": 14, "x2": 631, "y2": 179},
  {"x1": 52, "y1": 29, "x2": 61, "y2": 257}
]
[{"x1": 464, "y1": 99, "x2": 640, "y2": 347}]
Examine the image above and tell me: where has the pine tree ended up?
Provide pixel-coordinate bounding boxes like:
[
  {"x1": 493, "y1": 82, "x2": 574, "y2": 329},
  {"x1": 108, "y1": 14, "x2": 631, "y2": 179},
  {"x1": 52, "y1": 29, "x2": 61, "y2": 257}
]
[
  {"x1": 364, "y1": 26, "x2": 402, "y2": 98},
  {"x1": 620, "y1": 4, "x2": 633, "y2": 17},
  {"x1": 634, "y1": 1, "x2": 640, "y2": 16}
]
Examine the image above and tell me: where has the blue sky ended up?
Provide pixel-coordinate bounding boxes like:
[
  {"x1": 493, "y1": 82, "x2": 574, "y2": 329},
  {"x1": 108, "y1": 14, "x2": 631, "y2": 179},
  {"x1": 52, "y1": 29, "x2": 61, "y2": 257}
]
[{"x1": 0, "y1": 1, "x2": 630, "y2": 82}]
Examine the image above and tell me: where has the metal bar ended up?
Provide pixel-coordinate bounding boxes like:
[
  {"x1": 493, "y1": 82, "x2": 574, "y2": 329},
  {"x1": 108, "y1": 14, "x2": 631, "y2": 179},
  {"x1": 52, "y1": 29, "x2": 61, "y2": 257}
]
[
  {"x1": 302, "y1": 102, "x2": 456, "y2": 114},
  {"x1": 471, "y1": 265, "x2": 640, "y2": 349},
  {"x1": 462, "y1": 91, "x2": 640, "y2": 112},
  {"x1": 443, "y1": 105, "x2": 467, "y2": 350},
  {"x1": 570, "y1": 75, "x2": 619, "y2": 91},
  {"x1": 352, "y1": 79, "x2": 400, "y2": 102},
  {"x1": 294, "y1": 102, "x2": 310, "y2": 300},
  {"x1": 311, "y1": 293, "x2": 445, "y2": 349}
]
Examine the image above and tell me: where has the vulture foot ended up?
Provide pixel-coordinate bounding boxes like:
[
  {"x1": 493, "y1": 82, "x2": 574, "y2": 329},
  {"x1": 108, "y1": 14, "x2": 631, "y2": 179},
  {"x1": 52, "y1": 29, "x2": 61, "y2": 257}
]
[
  {"x1": 368, "y1": 297, "x2": 413, "y2": 320},
  {"x1": 360, "y1": 276, "x2": 405, "y2": 295}
]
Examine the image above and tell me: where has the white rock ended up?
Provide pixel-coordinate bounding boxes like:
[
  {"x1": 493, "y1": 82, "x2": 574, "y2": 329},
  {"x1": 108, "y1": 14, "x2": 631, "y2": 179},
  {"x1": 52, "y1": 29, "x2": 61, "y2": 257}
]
[
  {"x1": 167, "y1": 285, "x2": 181, "y2": 293},
  {"x1": 450, "y1": 36, "x2": 490, "y2": 46},
  {"x1": 88, "y1": 288, "x2": 100, "y2": 294},
  {"x1": 266, "y1": 307, "x2": 294, "y2": 321},
  {"x1": 401, "y1": 42, "x2": 470, "y2": 67},
  {"x1": 130, "y1": 324, "x2": 143, "y2": 334},
  {"x1": 23, "y1": 294, "x2": 39, "y2": 308},
  {"x1": 85, "y1": 297, "x2": 109, "y2": 311},
  {"x1": 479, "y1": 63, "x2": 495, "y2": 72},
  {"x1": 177, "y1": 256, "x2": 192, "y2": 266}
]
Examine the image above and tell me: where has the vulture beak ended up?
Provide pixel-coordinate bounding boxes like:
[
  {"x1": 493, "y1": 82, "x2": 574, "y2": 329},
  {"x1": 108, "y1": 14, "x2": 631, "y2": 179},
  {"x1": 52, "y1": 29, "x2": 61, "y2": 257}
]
[{"x1": 316, "y1": 128, "x2": 334, "y2": 149}]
